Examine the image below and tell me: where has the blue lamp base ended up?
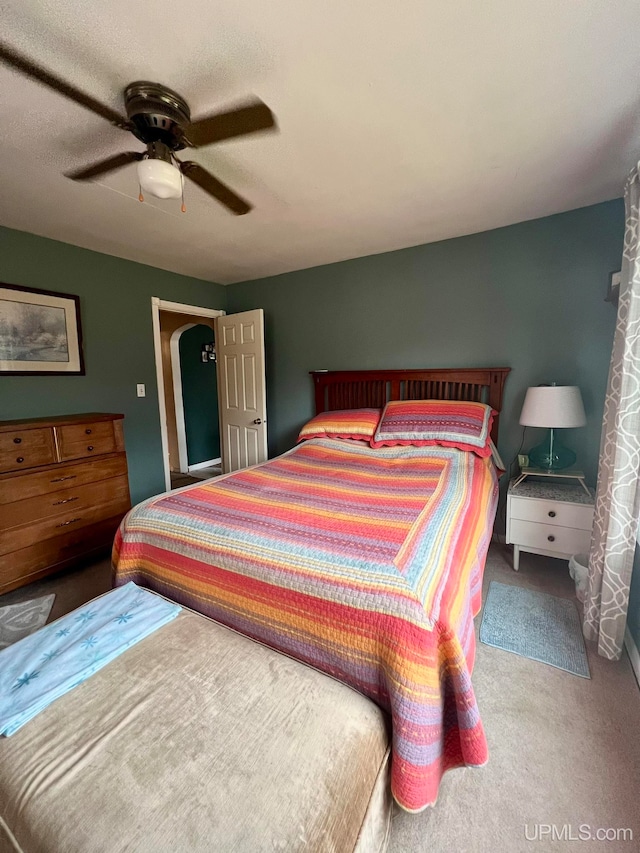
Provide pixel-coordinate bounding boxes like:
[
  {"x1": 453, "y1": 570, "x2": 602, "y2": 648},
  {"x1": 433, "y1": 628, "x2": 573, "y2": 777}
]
[{"x1": 528, "y1": 428, "x2": 576, "y2": 471}]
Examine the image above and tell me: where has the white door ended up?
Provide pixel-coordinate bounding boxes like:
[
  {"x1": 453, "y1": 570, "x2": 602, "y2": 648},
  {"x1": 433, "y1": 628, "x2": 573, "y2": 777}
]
[{"x1": 216, "y1": 309, "x2": 267, "y2": 472}]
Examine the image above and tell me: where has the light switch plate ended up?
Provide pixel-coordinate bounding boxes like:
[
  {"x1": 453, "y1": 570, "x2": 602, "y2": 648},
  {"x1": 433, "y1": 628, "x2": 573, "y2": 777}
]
[{"x1": 137, "y1": 384, "x2": 146, "y2": 398}]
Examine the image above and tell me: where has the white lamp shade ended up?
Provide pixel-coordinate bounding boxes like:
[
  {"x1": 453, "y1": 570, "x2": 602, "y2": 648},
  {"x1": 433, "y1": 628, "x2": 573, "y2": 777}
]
[
  {"x1": 137, "y1": 159, "x2": 182, "y2": 200},
  {"x1": 519, "y1": 385, "x2": 586, "y2": 428}
]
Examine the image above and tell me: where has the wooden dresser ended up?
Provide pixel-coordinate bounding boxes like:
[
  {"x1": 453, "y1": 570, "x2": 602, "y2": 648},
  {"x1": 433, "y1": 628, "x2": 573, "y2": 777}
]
[{"x1": 0, "y1": 413, "x2": 131, "y2": 594}]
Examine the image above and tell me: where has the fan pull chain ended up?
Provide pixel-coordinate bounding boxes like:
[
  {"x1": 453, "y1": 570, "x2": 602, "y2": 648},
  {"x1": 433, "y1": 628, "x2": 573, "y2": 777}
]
[
  {"x1": 181, "y1": 173, "x2": 186, "y2": 213},
  {"x1": 138, "y1": 183, "x2": 144, "y2": 203}
]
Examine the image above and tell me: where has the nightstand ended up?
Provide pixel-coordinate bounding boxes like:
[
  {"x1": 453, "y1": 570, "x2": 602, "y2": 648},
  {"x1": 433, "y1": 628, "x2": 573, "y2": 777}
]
[{"x1": 506, "y1": 479, "x2": 595, "y2": 572}]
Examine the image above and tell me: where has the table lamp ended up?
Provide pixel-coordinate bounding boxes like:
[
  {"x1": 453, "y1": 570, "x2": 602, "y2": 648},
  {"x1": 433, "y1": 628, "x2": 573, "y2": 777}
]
[{"x1": 519, "y1": 384, "x2": 586, "y2": 471}]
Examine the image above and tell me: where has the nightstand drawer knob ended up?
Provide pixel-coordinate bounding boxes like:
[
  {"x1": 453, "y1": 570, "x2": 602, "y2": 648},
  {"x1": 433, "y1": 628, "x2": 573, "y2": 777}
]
[
  {"x1": 16, "y1": 456, "x2": 24, "y2": 463},
  {"x1": 547, "y1": 535, "x2": 555, "y2": 542},
  {"x1": 548, "y1": 510, "x2": 556, "y2": 518},
  {"x1": 13, "y1": 437, "x2": 22, "y2": 444},
  {"x1": 87, "y1": 445, "x2": 94, "y2": 451}
]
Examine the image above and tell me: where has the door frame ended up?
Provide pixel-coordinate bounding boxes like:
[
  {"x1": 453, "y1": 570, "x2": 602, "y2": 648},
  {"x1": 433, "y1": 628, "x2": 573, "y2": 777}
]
[{"x1": 151, "y1": 297, "x2": 225, "y2": 492}]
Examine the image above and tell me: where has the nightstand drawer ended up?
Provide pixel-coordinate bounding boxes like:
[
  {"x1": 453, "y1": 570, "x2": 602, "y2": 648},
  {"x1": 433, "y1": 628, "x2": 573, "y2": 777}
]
[
  {"x1": 509, "y1": 496, "x2": 593, "y2": 530},
  {"x1": 509, "y1": 519, "x2": 591, "y2": 555}
]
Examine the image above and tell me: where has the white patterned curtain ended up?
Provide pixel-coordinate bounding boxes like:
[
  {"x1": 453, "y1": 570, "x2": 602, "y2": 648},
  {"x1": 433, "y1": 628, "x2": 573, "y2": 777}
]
[{"x1": 583, "y1": 167, "x2": 640, "y2": 660}]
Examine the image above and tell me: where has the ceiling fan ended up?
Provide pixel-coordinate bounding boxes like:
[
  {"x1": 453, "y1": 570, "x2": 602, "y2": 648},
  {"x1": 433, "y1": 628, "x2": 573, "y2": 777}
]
[{"x1": 0, "y1": 42, "x2": 277, "y2": 215}]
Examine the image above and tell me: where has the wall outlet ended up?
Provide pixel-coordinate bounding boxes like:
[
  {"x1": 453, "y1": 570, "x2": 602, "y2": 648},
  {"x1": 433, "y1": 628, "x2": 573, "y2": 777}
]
[
  {"x1": 518, "y1": 454, "x2": 529, "y2": 469},
  {"x1": 137, "y1": 384, "x2": 146, "y2": 398}
]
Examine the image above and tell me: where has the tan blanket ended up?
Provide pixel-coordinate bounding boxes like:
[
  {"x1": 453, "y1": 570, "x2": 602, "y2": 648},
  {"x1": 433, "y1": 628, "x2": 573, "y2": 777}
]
[{"x1": 0, "y1": 608, "x2": 391, "y2": 853}]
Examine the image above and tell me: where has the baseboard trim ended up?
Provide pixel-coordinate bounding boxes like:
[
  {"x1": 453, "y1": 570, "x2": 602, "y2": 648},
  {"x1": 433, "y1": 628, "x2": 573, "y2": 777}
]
[
  {"x1": 624, "y1": 626, "x2": 640, "y2": 691},
  {"x1": 188, "y1": 457, "x2": 221, "y2": 472}
]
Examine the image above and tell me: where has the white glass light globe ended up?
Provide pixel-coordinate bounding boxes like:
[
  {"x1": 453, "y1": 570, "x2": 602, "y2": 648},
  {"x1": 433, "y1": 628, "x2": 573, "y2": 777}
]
[{"x1": 137, "y1": 159, "x2": 182, "y2": 199}]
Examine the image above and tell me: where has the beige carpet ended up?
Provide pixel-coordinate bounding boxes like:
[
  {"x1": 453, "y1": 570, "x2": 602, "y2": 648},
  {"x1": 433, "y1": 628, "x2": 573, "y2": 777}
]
[
  {"x1": 1, "y1": 546, "x2": 639, "y2": 852},
  {"x1": 170, "y1": 467, "x2": 223, "y2": 490},
  {"x1": 0, "y1": 557, "x2": 112, "y2": 623}
]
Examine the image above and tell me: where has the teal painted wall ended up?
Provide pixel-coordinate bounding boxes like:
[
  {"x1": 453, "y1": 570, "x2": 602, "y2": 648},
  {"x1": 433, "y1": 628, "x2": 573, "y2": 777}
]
[
  {"x1": 227, "y1": 200, "x2": 624, "y2": 494},
  {"x1": 0, "y1": 226, "x2": 226, "y2": 504},
  {"x1": 628, "y1": 543, "x2": 640, "y2": 657},
  {"x1": 178, "y1": 324, "x2": 220, "y2": 465}
]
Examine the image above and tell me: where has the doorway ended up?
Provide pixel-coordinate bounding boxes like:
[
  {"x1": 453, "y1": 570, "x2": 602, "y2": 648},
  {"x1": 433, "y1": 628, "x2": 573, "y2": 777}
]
[{"x1": 151, "y1": 298, "x2": 225, "y2": 492}]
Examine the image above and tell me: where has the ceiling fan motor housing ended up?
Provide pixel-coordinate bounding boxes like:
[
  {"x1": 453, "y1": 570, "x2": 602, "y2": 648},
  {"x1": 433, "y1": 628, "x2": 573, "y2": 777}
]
[{"x1": 124, "y1": 81, "x2": 191, "y2": 150}]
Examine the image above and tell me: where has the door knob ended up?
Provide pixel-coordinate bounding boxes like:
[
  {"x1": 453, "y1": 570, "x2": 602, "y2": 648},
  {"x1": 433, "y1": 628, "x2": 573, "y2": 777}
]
[{"x1": 253, "y1": 418, "x2": 263, "y2": 425}]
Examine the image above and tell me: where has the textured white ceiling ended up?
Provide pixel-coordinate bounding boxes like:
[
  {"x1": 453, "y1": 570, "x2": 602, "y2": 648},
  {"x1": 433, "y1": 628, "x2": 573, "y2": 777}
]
[{"x1": 1, "y1": 1, "x2": 639, "y2": 284}]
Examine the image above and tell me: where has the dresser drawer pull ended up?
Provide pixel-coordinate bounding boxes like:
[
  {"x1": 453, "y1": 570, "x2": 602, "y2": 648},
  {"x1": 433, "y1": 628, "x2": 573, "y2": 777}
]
[
  {"x1": 53, "y1": 496, "x2": 79, "y2": 506},
  {"x1": 13, "y1": 437, "x2": 22, "y2": 444},
  {"x1": 56, "y1": 517, "x2": 82, "y2": 528},
  {"x1": 16, "y1": 456, "x2": 24, "y2": 463},
  {"x1": 548, "y1": 511, "x2": 556, "y2": 518},
  {"x1": 51, "y1": 474, "x2": 77, "y2": 483},
  {"x1": 85, "y1": 429, "x2": 92, "y2": 434},
  {"x1": 547, "y1": 535, "x2": 555, "y2": 542},
  {"x1": 87, "y1": 445, "x2": 94, "y2": 451}
]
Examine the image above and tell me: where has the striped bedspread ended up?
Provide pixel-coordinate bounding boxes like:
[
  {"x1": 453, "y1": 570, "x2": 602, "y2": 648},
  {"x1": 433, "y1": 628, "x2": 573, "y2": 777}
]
[{"x1": 113, "y1": 438, "x2": 498, "y2": 812}]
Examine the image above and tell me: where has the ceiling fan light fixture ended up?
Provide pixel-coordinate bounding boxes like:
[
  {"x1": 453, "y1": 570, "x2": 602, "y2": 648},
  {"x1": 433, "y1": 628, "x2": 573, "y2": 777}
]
[{"x1": 136, "y1": 158, "x2": 182, "y2": 199}]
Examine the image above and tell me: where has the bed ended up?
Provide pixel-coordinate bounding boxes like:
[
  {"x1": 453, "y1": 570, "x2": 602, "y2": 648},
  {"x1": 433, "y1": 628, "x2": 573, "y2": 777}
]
[
  {"x1": 113, "y1": 367, "x2": 510, "y2": 812},
  {"x1": 0, "y1": 594, "x2": 392, "y2": 853}
]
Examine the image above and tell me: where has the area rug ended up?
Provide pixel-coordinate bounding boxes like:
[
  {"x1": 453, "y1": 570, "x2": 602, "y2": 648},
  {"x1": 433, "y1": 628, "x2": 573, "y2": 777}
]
[
  {"x1": 480, "y1": 582, "x2": 590, "y2": 678},
  {"x1": 0, "y1": 594, "x2": 55, "y2": 651}
]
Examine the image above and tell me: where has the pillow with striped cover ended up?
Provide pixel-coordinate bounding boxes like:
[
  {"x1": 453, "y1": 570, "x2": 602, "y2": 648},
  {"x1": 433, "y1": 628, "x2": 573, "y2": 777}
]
[
  {"x1": 297, "y1": 408, "x2": 382, "y2": 443},
  {"x1": 371, "y1": 399, "x2": 495, "y2": 457}
]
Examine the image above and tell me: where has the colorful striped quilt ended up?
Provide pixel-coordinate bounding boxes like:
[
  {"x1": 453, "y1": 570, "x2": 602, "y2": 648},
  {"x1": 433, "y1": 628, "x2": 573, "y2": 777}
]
[{"x1": 113, "y1": 437, "x2": 498, "y2": 812}]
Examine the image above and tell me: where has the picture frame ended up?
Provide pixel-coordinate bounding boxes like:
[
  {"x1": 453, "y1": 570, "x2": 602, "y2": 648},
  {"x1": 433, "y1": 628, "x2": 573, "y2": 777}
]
[
  {"x1": 605, "y1": 270, "x2": 621, "y2": 306},
  {"x1": 0, "y1": 282, "x2": 85, "y2": 375}
]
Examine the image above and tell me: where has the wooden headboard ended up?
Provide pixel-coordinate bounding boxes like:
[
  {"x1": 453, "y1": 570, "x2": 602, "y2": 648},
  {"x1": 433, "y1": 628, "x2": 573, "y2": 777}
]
[{"x1": 311, "y1": 367, "x2": 511, "y2": 444}]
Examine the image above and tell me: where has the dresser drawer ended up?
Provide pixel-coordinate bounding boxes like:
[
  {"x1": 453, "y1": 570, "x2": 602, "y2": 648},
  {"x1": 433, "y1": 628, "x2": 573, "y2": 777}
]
[
  {"x1": 509, "y1": 496, "x2": 593, "y2": 530},
  {"x1": 509, "y1": 519, "x2": 591, "y2": 556},
  {"x1": 56, "y1": 420, "x2": 117, "y2": 461},
  {"x1": 2, "y1": 474, "x2": 130, "y2": 531},
  {"x1": 0, "y1": 514, "x2": 123, "y2": 591},
  {"x1": 0, "y1": 428, "x2": 56, "y2": 473},
  {"x1": 0, "y1": 480, "x2": 130, "y2": 556},
  {"x1": 0, "y1": 454, "x2": 128, "y2": 505}
]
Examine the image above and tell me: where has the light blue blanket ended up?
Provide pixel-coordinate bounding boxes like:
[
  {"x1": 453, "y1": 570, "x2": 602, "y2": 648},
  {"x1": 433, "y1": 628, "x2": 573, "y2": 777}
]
[{"x1": 0, "y1": 583, "x2": 181, "y2": 736}]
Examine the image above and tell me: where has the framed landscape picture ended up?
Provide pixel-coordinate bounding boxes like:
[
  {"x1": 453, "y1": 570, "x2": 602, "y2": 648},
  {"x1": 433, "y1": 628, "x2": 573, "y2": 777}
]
[{"x1": 0, "y1": 283, "x2": 85, "y2": 375}]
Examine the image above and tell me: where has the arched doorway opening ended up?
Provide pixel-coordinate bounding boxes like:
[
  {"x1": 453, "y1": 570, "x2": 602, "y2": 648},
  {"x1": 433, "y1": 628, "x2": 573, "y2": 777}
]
[{"x1": 156, "y1": 304, "x2": 223, "y2": 490}]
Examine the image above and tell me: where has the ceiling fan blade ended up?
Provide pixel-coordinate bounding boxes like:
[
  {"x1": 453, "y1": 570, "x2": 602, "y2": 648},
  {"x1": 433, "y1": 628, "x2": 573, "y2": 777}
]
[
  {"x1": 66, "y1": 151, "x2": 143, "y2": 181},
  {"x1": 185, "y1": 99, "x2": 276, "y2": 148},
  {"x1": 0, "y1": 41, "x2": 130, "y2": 129},
  {"x1": 180, "y1": 161, "x2": 252, "y2": 215}
]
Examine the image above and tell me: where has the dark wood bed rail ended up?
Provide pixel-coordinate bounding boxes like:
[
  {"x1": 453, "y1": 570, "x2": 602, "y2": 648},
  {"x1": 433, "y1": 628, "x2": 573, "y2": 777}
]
[{"x1": 311, "y1": 367, "x2": 511, "y2": 444}]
